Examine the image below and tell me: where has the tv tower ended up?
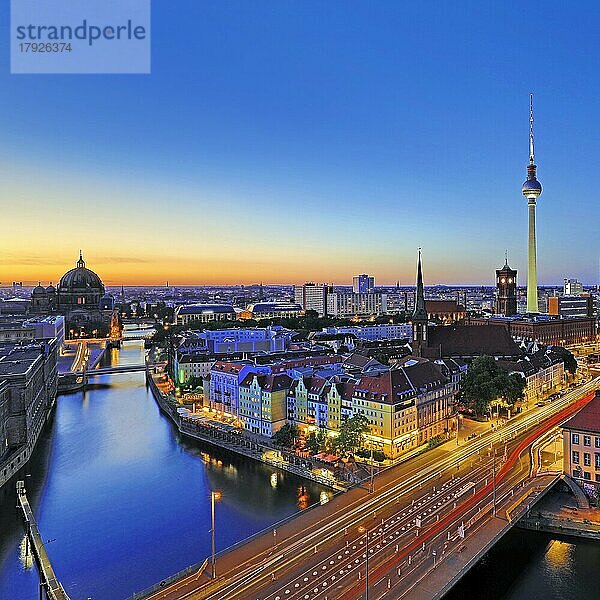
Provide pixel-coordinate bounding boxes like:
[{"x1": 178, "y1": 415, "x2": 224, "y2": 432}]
[{"x1": 521, "y1": 94, "x2": 542, "y2": 313}]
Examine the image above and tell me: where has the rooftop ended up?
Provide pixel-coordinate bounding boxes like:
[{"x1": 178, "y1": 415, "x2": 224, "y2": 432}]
[
  {"x1": 426, "y1": 325, "x2": 522, "y2": 358},
  {"x1": 176, "y1": 303, "x2": 236, "y2": 315},
  {"x1": 561, "y1": 391, "x2": 600, "y2": 434}
]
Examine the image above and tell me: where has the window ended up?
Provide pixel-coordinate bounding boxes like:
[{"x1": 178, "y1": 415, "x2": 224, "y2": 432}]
[
  {"x1": 584, "y1": 453, "x2": 591, "y2": 466},
  {"x1": 584, "y1": 435, "x2": 591, "y2": 447},
  {"x1": 596, "y1": 454, "x2": 600, "y2": 470},
  {"x1": 584, "y1": 472, "x2": 591, "y2": 480},
  {"x1": 572, "y1": 433, "x2": 580, "y2": 444},
  {"x1": 595, "y1": 437, "x2": 600, "y2": 448},
  {"x1": 572, "y1": 451, "x2": 579, "y2": 464}
]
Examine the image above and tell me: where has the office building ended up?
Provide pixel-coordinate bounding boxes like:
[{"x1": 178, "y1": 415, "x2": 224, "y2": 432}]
[
  {"x1": 548, "y1": 295, "x2": 594, "y2": 319},
  {"x1": 240, "y1": 302, "x2": 303, "y2": 320},
  {"x1": 564, "y1": 278, "x2": 584, "y2": 296},
  {"x1": 469, "y1": 315, "x2": 596, "y2": 346},
  {"x1": 174, "y1": 303, "x2": 237, "y2": 325},
  {"x1": 321, "y1": 324, "x2": 413, "y2": 341},
  {"x1": 294, "y1": 283, "x2": 329, "y2": 316},
  {"x1": 327, "y1": 291, "x2": 387, "y2": 318},
  {"x1": 352, "y1": 274, "x2": 374, "y2": 294}
]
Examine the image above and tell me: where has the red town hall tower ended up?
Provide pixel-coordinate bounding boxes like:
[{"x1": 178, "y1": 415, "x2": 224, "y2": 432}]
[{"x1": 495, "y1": 255, "x2": 517, "y2": 316}]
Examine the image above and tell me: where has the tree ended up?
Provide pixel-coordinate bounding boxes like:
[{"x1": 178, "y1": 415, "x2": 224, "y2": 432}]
[
  {"x1": 458, "y1": 356, "x2": 501, "y2": 416},
  {"x1": 306, "y1": 429, "x2": 329, "y2": 454},
  {"x1": 553, "y1": 346, "x2": 578, "y2": 376},
  {"x1": 458, "y1": 356, "x2": 525, "y2": 417},
  {"x1": 181, "y1": 376, "x2": 203, "y2": 391},
  {"x1": 501, "y1": 372, "x2": 526, "y2": 404},
  {"x1": 272, "y1": 423, "x2": 299, "y2": 449},
  {"x1": 334, "y1": 415, "x2": 370, "y2": 455}
]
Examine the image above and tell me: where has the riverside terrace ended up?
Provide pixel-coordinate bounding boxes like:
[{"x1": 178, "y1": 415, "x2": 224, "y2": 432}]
[{"x1": 146, "y1": 366, "x2": 366, "y2": 490}]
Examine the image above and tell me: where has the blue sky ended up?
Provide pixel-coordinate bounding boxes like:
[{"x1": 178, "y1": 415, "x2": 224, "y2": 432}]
[{"x1": 0, "y1": 1, "x2": 598, "y2": 285}]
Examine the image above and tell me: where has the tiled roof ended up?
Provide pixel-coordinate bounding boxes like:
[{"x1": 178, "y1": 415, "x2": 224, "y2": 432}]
[
  {"x1": 344, "y1": 353, "x2": 373, "y2": 368},
  {"x1": 425, "y1": 300, "x2": 465, "y2": 313},
  {"x1": 561, "y1": 391, "x2": 600, "y2": 433},
  {"x1": 355, "y1": 360, "x2": 447, "y2": 404},
  {"x1": 211, "y1": 361, "x2": 250, "y2": 374},
  {"x1": 425, "y1": 325, "x2": 521, "y2": 358},
  {"x1": 335, "y1": 381, "x2": 356, "y2": 400},
  {"x1": 240, "y1": 372, "x2": 292, "y2": 392},
  {"x1": 178, "y1": 353, "x2": 214, "y2": 364}
]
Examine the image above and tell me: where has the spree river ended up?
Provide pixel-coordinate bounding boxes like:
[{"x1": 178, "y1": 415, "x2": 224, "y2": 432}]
[
  {"x1": 0, "y1": 342, "x2": 329, "y2": 600},
  {"x1": 445, "y1": 528, "x2": 600, "y2": 599}
]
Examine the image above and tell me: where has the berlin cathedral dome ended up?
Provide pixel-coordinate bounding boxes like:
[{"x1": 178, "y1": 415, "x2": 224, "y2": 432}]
[
  {"x1": 30, "y1": 252, "x2": 115, "y2": 335},
  {"x1": 57, "y1": 252, "x2": 105, "y2": 309}
]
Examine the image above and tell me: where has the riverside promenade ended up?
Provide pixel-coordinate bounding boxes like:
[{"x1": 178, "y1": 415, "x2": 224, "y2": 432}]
[{"x1": 145, "y1": 365, "x2": 355, "y2": 491}]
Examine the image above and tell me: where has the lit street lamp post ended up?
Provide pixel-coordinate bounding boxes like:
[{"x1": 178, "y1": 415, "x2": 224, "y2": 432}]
[
  {"x1": 211, "y1": 490, "x2": 222, "y2": 578},
  {"x1": 456, "y1": 413, "x2": 460, "y2": 445},
  {"x1": 492, "y1": 448, "x2": 496, "y2": 517}
]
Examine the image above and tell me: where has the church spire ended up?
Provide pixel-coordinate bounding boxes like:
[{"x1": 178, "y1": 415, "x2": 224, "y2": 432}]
[
  {"x1": 412, "y1": 248, "x2": 428, "y2": 322},
  {"x1": 77, "y1": 250, "x2": 85, "y2": 268},
  {"x1": 412, "y1": 248, "x2": 428, "y2": 357}
]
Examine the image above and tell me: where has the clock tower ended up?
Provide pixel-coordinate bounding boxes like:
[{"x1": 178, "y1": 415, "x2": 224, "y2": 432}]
[{"x1": 495, "y1": 254, "x2": 517, "y2": 316}]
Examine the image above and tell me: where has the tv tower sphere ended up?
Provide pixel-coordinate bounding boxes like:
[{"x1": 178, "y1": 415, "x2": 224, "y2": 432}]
[{"x1": 522, "y1": 169, "x2": 542, "y2": 200}]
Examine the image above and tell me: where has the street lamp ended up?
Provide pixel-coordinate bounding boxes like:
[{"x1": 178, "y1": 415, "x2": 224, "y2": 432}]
[
  {"x1": 358, "y1": 525, "x2": 369, "y2": 600},
  {"x1": 211, "y1": 490, "x2": 222, "y2": 578},
  {"x1": 492, "y1": 448, "x2": 496, "y2": 517}
]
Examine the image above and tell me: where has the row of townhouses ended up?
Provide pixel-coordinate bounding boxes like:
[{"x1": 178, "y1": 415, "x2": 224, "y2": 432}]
[
  {"x1": 206, "y1": 352, "x2": 459, "y2": 457},
  {"x1": 173, "y1": 316, "x2": 568, "y2": 458}
]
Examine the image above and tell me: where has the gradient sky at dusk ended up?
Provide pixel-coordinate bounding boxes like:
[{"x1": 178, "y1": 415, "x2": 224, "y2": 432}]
[{"x1": 0, "y1": 1, "x2": 599, "y2": 286}]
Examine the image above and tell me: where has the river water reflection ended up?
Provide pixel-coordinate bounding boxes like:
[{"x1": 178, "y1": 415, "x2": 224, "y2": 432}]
[
  {"x1": 0, "y1": 341, "x2": 329, "y2": 600},
  {"x1": 443, "y1": 523, "x2": 600, "y2": 599}
]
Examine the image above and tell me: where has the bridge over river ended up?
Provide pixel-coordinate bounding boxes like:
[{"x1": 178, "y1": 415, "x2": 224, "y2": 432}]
[
  {"x1": 134, "y1": 379, "x2": 600, "y2": 600},
  {"x1": 58, "y1": 361, "x2": 160, "y2": 391}
]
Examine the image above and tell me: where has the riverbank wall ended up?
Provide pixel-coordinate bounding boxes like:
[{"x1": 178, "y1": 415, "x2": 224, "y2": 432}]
[
  {"x1": 517, "y1": 486, "x2": 600, "y2": 540},
  {"x1": 0, "y1": 394, "x2": 56, "y2": 492}
]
